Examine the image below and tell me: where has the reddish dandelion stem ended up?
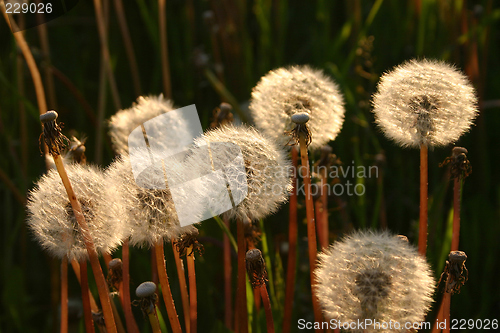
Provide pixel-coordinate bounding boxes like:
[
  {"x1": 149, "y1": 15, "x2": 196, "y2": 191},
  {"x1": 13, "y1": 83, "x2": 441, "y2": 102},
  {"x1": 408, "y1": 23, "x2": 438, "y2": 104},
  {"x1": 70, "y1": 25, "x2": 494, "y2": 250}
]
[
  {"x1": 283, "y1": 147, "x2": 298, "y2": 333},
  {"x1": 61, "y1": 257, "x2": 68, "y2": 333},
  {"x1": 53, "y1": 155, "x2": 117, "y2": 333},
  {"x1": 237, "y1": 220, "x2": 248, "y2": 333},
  {"x1": 298, "y1": 134, "x2": 323, "y2": 332},
  {"x1": 122, "y1": 240, "x2": 140, "y2": 333},
  {"x1": 418, "y1": 144, "x2": 428, "y2": 256},
  {"x1": 223, "y1": 217, "x2": 233, "y2": 330},
  {"x1": 187, "y1": 245, "x2": 197, "y2": 333},
  {"x1": 80, "y1": 260, "x2": 95, "y2": 333},
  {"x1": 154, "y1": 242, "x2": 182, "y2": 333},
  {"x1": 173, "y1": 240, "x2": 190, "y2": 333},
  {"x1": 260, "y1": 285, "x2": 275, "y2": 333}
]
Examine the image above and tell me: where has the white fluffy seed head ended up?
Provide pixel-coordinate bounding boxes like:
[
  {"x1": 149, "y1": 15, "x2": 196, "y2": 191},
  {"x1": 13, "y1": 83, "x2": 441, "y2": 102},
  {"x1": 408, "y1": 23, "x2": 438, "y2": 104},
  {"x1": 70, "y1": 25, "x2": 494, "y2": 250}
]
[
  {"x1": 190, "y1": 124, "x2": 292, "y2": 222},
  {"x1": 315, "y1": 230, "x2": 435, "y2": 331},
  {"x1": 106, "y1": 155, "x2": 197, "y2": 248},
  {"x1": 249, "y1": 65, "x2": 345, "y2": 150},
  {"x1": 108, "y1": 95, "x2": 176, "y2": 154},
  {"x1": 26, "y1": 164, "x2": 127, "y2": 261},
  {"x1": 372, "y1": 59, "x2": 478, "y2": 148}
]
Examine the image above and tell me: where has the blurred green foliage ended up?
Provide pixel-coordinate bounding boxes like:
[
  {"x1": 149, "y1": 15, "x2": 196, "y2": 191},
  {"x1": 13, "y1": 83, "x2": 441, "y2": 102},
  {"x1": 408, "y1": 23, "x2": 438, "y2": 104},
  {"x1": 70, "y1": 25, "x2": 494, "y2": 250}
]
[{"x1": 1, "y1": 0, "x2": 499, "y2": 332}]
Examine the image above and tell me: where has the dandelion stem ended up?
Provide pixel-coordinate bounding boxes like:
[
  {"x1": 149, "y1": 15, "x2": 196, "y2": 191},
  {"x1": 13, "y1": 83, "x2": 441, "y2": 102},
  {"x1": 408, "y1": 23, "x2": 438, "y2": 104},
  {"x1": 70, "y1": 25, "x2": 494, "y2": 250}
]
[
  {"x1": 80, "y1": 260, "x2": 95, "y2": 333},
  {"x1": 52, "y1": 155, "x2": 117, "y2": 333},
  {"x1": 260, "y1": 284, "x2": 275, "y2": 333},
  {"x1": 147, "y1": 310, "x2": 162, "y2": 333},
  {"x1": 122, "y1": 239, "x2": 140, "y2": 333},
  {"x1": 61, "y1": 257, "x2": 68, "y2": 333},
  {"x1": 237, "y1": 219, "x2": 249, "y2": 333},
  {"x1": 320, "y1": 173, "x2": 329, "y2": 249},
  {"x1": 223, "y1": 217, "x2": 233, "y2": 330},
  {"x1": 187, "y1": 245, "x2": 197, "y2": 333},
  {"x1": 172, "y1": 240, "x2": 190, "y2": 333},
  {"x1": 154, "y1": 242, "x2": 182, "y2": 333},
  {"x1": 418, "y1": 144, "x2": 428, "y2": 256},
  {"x1": 298, "y1": 134, "x2": 323, "y2": 332},
  {"x1": 283, "y1": 146, "x2": 298, "y2": 333}
]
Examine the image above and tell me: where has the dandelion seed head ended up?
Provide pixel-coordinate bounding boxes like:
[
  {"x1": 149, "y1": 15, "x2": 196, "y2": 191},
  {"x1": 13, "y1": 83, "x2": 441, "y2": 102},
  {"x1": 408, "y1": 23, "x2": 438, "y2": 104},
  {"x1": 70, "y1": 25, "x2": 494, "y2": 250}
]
[
  {"x1": 249, "y1": 65, "x2": 345, "y2": 150},
  {"x1": 315, "y1": 230, "x2": 435, "y2": 332},
  {"x1": 190, "y1": 125, "x2": 292, "y2": 222},
  {"x1": 108, "y1": 95, "x2": 176, "y2": 154},
  {"x1": 372, "y1": 59, "x2": 478, "y2": 148},
  {"x1": 26, "y1": 164, "x2": 126, "y2": 261},
  {"x1": 106, "y1": 155, "x2": 197, "y2": 248}
]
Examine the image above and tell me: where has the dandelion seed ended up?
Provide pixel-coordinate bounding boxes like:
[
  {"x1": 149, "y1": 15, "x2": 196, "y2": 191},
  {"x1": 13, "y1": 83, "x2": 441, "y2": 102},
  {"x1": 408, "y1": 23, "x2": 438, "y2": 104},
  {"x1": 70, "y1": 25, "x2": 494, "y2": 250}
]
[
  {"x1": 250, "y1": 65, "x2": 345, "y2": 150},
  {"x1": 315, "y1": 230, "x2": 435, "y2": 330},
  {"x1": 106, "y1": 155, "x2": 197, "y2": 248},
  {"x1": 26, "y1": 164, "x2": 126, "y2": 262},
  {"x1": 108, "y1": 95, "x2": 177, "y2": 154},
  {"x1": 372, "y1": 59, "x2": 478, "y2": 148},
  {"x1": 190, "y1": 124, "x2": 293, "y2": 222}
]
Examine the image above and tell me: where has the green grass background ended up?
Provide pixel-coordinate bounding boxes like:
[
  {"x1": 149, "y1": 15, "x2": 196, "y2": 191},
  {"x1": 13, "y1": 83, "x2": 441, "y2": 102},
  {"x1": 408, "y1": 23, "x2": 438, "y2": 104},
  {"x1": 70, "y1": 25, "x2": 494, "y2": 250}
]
[{"x1": 0, "y1": 0, "x2": 499, "y2": 332}]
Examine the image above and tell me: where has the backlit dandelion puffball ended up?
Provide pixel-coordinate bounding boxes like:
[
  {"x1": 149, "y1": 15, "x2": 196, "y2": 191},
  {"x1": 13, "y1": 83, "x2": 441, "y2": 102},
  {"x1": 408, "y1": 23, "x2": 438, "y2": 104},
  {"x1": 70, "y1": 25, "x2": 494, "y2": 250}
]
[
  {"x1": 109, "y1": 94, "x2": 177, "y2": 154},
  {"x1": 191, "y1": 124, "x2": 293, "y2": 222},
  {"x1": 27, "y1": 164, "x2": 127, "y2": 261},
  {"x1": 372, "y1": 59, "x2": 478, "y2": 148},
  {"x1": 106, "y1": 155, "x2": 198, "y2": 248},
  {"x1": 315, "y1": 231, "x2": 434, "y2": 332},
  {"x1": 250, "y1": 65, "x2": 345, "y2": 150}
]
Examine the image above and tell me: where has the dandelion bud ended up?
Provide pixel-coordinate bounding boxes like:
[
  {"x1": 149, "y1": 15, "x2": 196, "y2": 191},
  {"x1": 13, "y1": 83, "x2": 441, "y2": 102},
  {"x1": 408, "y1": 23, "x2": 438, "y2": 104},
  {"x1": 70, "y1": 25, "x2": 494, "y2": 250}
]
[
  {"x1": 26, "y1": 164, "x2": 127, "y2": 261},
  {"x1": 372, "y1": 59, "x2": 478, "y2": 148},
  {"x1": 245, "y1": 249, "x2": 267, "y2": 289},
  {"x1": 136, "y1": 282, "x2": 157, "y2": 298},
  {"x1": 315, "y1": 230, "x2": 434, "y2": 328},
  {"x1": 107, "y1": 258, "x2": 123, "y2": 291},
  {"x1": 440, "y1": 251, "x2": 468, "y2": 294},
  {"x1": 291, "y1": 112, "x2": 310, "y2": 125},
  {"x1": 250, "y1": 65, "x2": 345, "y2": 150},
  {"x1": 40, "y1": 110, "x2": 69, "y2": 156}
]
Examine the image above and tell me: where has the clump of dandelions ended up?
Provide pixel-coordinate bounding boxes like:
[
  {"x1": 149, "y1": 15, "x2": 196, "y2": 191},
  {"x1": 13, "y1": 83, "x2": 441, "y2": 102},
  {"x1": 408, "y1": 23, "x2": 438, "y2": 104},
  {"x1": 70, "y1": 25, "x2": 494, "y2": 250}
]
[
  {"x1": 372, "y1": 59, "x2": 478, "y2": 148},
  {"x1": 190, "y1": 124, "x2": 292, "y2": 222},
  {"x1": 27, "y1": 164, "x2": 126, "y2": 261},
  {"x1": 315, "y1": 230, "x2": 434, "y2": 332},
  {"x1": 106, "y1": 154, "x2": 198, "y2": 248},
  {"x1": 249, "y1": 65, "x2": 345, "y2": 150},
  {"x1": 108, "y1": 94, "x2": 176, "y2": 154}
]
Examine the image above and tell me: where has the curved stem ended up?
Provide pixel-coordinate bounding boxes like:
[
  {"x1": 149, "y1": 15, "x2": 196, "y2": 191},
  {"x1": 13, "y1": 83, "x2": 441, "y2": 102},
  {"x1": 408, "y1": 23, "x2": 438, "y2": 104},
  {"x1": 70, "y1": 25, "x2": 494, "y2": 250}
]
[{"x1": 155, "y1": 242, "x2": 182, "y2": 333}]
